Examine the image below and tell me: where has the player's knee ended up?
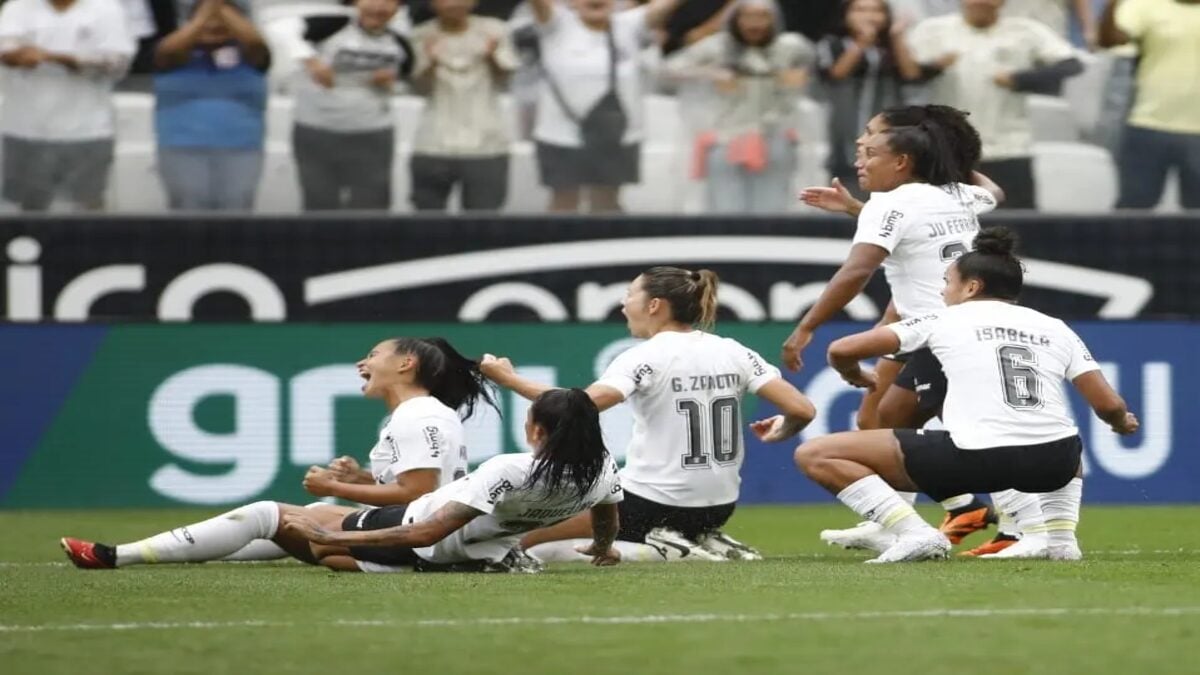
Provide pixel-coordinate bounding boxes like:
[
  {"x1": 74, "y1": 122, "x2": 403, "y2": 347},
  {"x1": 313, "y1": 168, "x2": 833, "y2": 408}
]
[{"x1": 793, "y1": 442, "x2": 824, "y2": 475}]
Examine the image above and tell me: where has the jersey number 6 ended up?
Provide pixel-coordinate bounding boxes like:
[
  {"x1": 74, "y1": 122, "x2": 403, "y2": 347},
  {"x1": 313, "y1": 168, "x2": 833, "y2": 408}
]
[{"x1": 676, "y1": 396, "x2": 742, "y2": 469}]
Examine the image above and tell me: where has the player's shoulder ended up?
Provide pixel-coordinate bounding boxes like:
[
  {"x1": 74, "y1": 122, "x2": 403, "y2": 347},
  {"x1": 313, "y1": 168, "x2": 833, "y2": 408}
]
[
  {"x1": 476, "y1": 453, "x2": 533, "y2": 480},
  {"x1": 389, "y1": 396, "x2": 460, "y2": 425}
]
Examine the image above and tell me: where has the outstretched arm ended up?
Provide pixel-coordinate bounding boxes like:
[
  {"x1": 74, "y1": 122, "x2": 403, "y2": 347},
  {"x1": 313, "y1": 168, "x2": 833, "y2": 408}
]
[
  {"x1": 1072, "y1": 370, "x2": 1139, "y2": 435},
  {"x1": 480, "y1": 355, "x2": 627, "y2": 411},
  {"x1": 827, "y1": 325, "x2": 903, "y2": 389},
  {"x1": 282, "y1": 500, "x2": 482, "y2": 548},
  {"x1": 749, "y1": 379, "x2": 817, "y2": 442},
  {"x1": 303, "y1": 467, "x2": 440, "y2": 507}
]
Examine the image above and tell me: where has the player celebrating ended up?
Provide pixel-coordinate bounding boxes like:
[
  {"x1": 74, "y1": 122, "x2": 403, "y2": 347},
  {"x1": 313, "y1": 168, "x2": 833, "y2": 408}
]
[
  {"x1": 482, "y1": 266, "x2": 816, "y2": 562},
  {"x1": 794, "y1": 227, "x2": 1138, "y2": 563},
  {"x1": 61, "y1": 336, "x2": 497, "y2": 569},
  {"x1": 282, "y1": 388, "x2": 624, "y2": 572},
  {"x1": 787, "y1": 106, "x2": 1006, "y2": 553}
]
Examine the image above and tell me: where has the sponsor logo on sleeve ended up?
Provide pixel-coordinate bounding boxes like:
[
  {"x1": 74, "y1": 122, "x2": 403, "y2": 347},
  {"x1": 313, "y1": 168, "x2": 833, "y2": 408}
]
[
  {"x1": 487, "y1": 479, "x2": 515, "y2": 505},
  {"x1": 745, "y1": 350, "x2": 767, "y2": 377},
  {"x1": 880, "y1": 210, "x2": 905, "y2": 238},
  {"x1": 632, "y1": 363, "x2": 653, "y2": 385},
  {"x1": 423, "y1": 425, "x2": 443, "y2": 458}
]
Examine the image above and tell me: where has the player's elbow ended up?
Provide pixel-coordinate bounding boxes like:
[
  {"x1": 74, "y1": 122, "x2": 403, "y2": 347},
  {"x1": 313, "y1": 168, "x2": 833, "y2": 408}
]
[{"x1": 827, "y1": 337, "x2": 858, "y2": 364}]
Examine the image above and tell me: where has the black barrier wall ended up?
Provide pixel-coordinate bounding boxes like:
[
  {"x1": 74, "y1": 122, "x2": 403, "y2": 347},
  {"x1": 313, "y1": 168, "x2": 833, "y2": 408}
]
[{"x1": 2, "y1": 214, "x2": 1197, "y2": 322}]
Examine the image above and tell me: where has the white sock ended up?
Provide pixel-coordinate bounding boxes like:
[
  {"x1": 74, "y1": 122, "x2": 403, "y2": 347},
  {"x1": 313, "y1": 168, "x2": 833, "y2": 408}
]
[
  {"x1": 997, "y1": 512, "x2": 1018, "y2": 538},
  {"x1": 221, "y1": 539, "x2": 288, "y2": 562},
  {"x1": 897, "y1": 491, "x2": 918, "y2": 506},
  {"x1": 940, "y1": 494, "x2": 975, "y2": 511},
  {"x1": 990, "y1": 490, "x2": 1046, "y2": 539},
  {"x1": 837, "y1": 476, "x2": 933, "y2": 536},
  {"x1": 1040, "y1": 478, "x2": 1083, "y2": 548},
  {"x1": 526, "y1": 539, "x2": 669, "y2": 563},
  {"x1": 115, "y1": 501, "x2": 279, "y2": 567}
]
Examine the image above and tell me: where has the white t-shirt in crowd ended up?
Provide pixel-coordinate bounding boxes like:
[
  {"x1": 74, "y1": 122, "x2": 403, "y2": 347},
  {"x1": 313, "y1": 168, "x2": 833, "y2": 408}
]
[
  {"x1": 907, "y1": 15, "x2": 1076, "y2": 159},
  {"x1": 888, "y1": 300, "x2": 1100, "y2": 449},
  {"x1": 854, "y1": 182, "x2": 998, "y2": 320},
  {"x1": 367, "y1": 396, "x2": 468, "y2": 487},
  {"x1": 403, "y1": 452, "x2": 623, "y2": 564},
  {"x1": 533, "y1": 5, "x2": 649, "y2": 148},
  {"x1": 595, "y1": 330, "x2": 781, "y2": 508},
  {"x1": 0, "y1": 0, "x2": 134, "y2": 140}
]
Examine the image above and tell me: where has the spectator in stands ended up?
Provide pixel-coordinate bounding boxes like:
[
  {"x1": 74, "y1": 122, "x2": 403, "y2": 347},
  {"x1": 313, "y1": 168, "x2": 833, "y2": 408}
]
[
  {"x1": 154, "y1": 0, "x2": 269, "y2": 211},
  {"x1": 1100, "y1": 0, "x2": 1200, "y2": 210},
  {"x1": 291, "y1": 0, "x2": 412, "y2": 211},
  {"x1": 408, "y1": 0, "x2": 518, "y2": 211},
  {"x1": 907, "y1": 0, "x2": 1083, "y2": 209},
  {"x1": 661, "y1": 0, "x2": 733, "y2": 55},
  {"x1": 664, "y1": 0, "x2": 813, "y2": 213},
  {"x1": 0, "y1": 0, "x2": 134, "y2": 211},
  {"x1": 816, "y1": 0, "x2": 922, "y2": 192},
  {"x1": 408, "y1": 0, "x2": 524, "y2": 23},
  {"x1": 1004, "y1": 0, "x2": 1097, "y2": 48},
  {"x1": 530, "y1": 0, "x2": 682, "y2": 214}
]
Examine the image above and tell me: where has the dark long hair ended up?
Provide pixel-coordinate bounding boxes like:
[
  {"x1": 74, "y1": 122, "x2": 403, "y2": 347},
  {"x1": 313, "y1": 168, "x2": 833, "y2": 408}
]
[
  {"x1": 956, "y1": 227, "x2": 1024, "y2": 301},
  {"x1": 830, "y1": 0, "x2": 894, "y2": 48},
  {"x1": 391, "y1": 337, "x2": 498, "y2": 420},
  {"x1": 880, "y1": 119, "x2": 963, "y2": 187},
  {"x1": 525, "y1": 388, "x2": 609, "y2": 499},
  {"x1": 880, "y1": 105, "x2": 982, "y2": 182},
  {"x1": 640, "y1": 266, "x2": 720, "y2": 331}
]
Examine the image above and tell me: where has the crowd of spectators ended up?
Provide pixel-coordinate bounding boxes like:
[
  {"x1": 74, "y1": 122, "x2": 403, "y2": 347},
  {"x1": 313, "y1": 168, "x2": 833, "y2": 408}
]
[{"x1": 0, "y1": 0, "x2": 1196, "y2": 214}]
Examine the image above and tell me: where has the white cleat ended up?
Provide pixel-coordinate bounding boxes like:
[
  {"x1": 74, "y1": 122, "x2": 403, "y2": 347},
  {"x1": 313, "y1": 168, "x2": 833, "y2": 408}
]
[
  {"x1": 695, "y1": 531, "x2": 763, "y2": 561},
  {"x1": 820, "y1": 521, "x2": 897, "y2": 554},
  {"x1": 979, "y1": 535, "x2": 1049, "y2": 559},
  {"x1": 645, "y1": 528, "x2": 727, "y2": 562},
  {"x1": 1047, "y1": 542, "x2": 1083, "y2": 561},
  {"x1": 865, "y1": 529, "x2": 951, "y2": 564}
]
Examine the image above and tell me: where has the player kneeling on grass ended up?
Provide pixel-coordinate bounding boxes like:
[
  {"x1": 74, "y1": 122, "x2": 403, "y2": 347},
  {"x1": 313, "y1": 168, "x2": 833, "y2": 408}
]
[
  {"x1": 280, "y1": 388, "x2": 624, "y2": 572},
  {"x1": 793, "y1": 227, "x2": 1139, "y2": 563},
  {"x1": 61, "y1": 336, "x2": 496, "y2": 570}
]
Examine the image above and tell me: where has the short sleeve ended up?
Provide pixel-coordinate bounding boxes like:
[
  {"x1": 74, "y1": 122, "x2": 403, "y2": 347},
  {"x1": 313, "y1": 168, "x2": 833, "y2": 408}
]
[
  {"x1": 594, "y1": 343, "x2": 655, "y2": 399},
  {"x1": 961, "y1": 184, "x2": 998, "y2": 215},
  {"x1": 1115, "y1": 0, "x2": 1151, "y2": 39},
  {"x1": 1062, "y1": 323, "x2": 1101, "y2": 380},
  {"x1": 614, "y1": 5, "x2": 650, "y2": 42},
  {"x1": 380, "y1": 416, "x2": 455, "y2": 479},
  {"x1": 0, "y1": 0, "x2": 28, "y2": 47},
  {"x1": 452, "y1": 457, "x2": 523, "y2": 515},
  {"x1": 597, "y1": 458, "x2": 624, "y2": 505},
  {"x1": 886, "y1": 313, "x2": 940, "y2": 354},
  {"x1": 488, "y1": 21, "x2": 520, "y2": 72},
  {"x1": 536, "y1": 3, "x2": 569, "y2": 36},
  {"x1": 737, "y1": 344, "x2": 782, "y2": 394},
  {"x1": 777, "y1": 32, "x2": 816, "y2": 68},
  {"x1": 853, "y1": 195, "x2": 907, "y2": 253}
]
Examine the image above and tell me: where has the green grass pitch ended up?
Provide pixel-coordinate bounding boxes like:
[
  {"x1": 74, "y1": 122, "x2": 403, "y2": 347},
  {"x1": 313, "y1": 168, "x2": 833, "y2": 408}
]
[{"x1": 3, "y1": 505, "x2": 1199, "y2": 675}]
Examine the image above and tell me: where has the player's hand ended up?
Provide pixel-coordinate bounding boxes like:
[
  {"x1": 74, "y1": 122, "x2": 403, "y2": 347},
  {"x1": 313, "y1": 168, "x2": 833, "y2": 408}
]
[
  {"x1": 992, "y1": 71, "x2": 1015, "y2": 89},
  {"x1": 837, "y1": 364, "x2": 877, "y2": 390},
  {"x1": 799, "y1": 177, "x2": 860, "y2": 214},
  {"x1": 12, "y1": 45, "x2": 46, "y2": 68},
  {"x1": 781, "y1": 327, "x2": 814, "y2": 371},
  {"x1": 303, "y1": 466, "x2": 339, "y2": 497},
  {"x1": 1112, "y1": 411, "x2": 1139, "y2": 436},
  {"x1": 306, "y1": 58, "x2": 335, "y2": 88},
  {"x1": 749, "y1": 415, "x2": 795, "y2": 443},
  {"x1": 281, "y1": 513, "x2": 334, "y2": 544},
  {"x1": 370, "y1": 67, "x2": 397, "y2": 90},
  {"x1": 576, "y1": 542, "x2": 621, "y2": 566},
  {"x1": 327, "y1": 455, "x2": 360, "y2": 480},
  {"x1": 479, "y1": 353, "x2": 515, "y2": 382}
]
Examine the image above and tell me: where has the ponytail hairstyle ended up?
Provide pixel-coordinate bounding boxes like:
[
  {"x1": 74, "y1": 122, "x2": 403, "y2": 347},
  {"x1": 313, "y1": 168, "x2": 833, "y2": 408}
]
[
  {"x1": 955, "y1": 227, "x2": 1024, "y2": 300},
  {"x1": 880, "y1": 105, "x2": 981, "y2": 183},
  {"x1": 879, "y1": 118, "x2": 963, "y2": 187},
  {"x1": 390, "y1": 337, "x2": 498, "y2": 420},
  {"x1": 639, "y1": 266, "x2": 720, "y2": 331},
  {"x1": 525, "y1": 388, "x2": 609, "y2": 500}
]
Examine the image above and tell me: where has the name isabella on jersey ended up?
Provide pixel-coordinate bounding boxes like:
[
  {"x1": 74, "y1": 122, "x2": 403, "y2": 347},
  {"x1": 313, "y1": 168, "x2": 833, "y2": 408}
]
[{"x1": 975, "y1": 327, "x2": 1052, "y2": 346}]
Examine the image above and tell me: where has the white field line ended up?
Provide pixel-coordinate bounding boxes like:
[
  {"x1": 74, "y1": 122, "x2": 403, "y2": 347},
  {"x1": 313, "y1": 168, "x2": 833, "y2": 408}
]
[{"x1": 2, "y1": 607, "x2": 1200, "y2": 634}]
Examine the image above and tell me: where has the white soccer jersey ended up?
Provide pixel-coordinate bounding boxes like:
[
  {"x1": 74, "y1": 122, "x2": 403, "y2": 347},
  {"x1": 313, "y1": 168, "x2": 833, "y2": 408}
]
[
  {"x1": 595, "y1": 330, "x2": 782, "y2": 507},
  {"x1": 367, "y1": 396, "x2": 468, "y2": 487},
  {"x1": 854, "y1": 182, "x2": 999, "y2": 319},
  {"x1": 403, "y1": 453, "x2": 623, "y2": 564},
  {"x1": 887, "y1": 300, "x2": 1101, "y2": 449}
]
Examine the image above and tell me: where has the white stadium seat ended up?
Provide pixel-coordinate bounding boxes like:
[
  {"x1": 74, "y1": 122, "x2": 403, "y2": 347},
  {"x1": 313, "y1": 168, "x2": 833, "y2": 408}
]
[
  {"x1": 1032, "y1": 141, "x2": 1118, "y2": 213},
  {"x1": 1028, "y1": 94, "x2": 1079, "y2": 142},
  {"x1": 114, "y1": 92, "x2": 155, "y2": 144}
]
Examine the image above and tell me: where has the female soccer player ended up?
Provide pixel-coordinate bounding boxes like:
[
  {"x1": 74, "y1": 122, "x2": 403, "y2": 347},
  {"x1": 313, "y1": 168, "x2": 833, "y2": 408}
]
[
  {"x1": 481, "y1": 266, "x2": 816, "y2": 561},
  {"x1": 281, "y1": 388, "x2": 624, "y2": 572},
  {"x1": 61, "y1": 336, "x2": 497, "y2": 569},
  {"x1": 795, "y1": 227, "x2": 1138, "y2": 563},
  {"x1": 787, "y1": 105, "x2": 1007, "y2": 553}
]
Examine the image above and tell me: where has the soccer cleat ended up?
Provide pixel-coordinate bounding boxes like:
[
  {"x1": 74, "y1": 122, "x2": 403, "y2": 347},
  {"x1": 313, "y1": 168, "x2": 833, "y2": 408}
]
[
  {"x1": 1047, "y1": 542, "x2": 1083, "y2": 561},
  {"x1": 958, "y1": 533, "x2": 1019, "y2": 557},
  {"x1": 819, "y1": 521, "x2": 897, "y2": 554},
  {"x1": 60, "y1": 537, "x2": 116, "y2": 569},
  {"x1": 865, "y1": 529, "x2": 951, "y2": 564},
  {"x1": 480, "y1": 548, "x2": 545, "y2": 574},
  {"x1": 979, "y1": 535, "x2": 1049, "y2": 560},
  {"x1": 938, "y1": 504, "x2": 996, "y2": 545},
  {"x1": 695, "y1": 531, "x2": 763, "y2": 561},
  {"x1": 645, "y1": 528, "x2": 726, "y2": 562}
]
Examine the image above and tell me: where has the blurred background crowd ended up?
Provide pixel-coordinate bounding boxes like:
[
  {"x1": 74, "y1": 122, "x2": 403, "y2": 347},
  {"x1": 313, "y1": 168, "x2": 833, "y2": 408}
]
[{"x1": 0, "y1": 0, "x2": 1196, "y2": 215}]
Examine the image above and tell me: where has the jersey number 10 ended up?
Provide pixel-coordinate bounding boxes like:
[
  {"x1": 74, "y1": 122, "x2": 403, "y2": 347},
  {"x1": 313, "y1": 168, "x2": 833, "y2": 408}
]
[{"x1": 676, "y1": 396, "x2": 742, "y2": 469}]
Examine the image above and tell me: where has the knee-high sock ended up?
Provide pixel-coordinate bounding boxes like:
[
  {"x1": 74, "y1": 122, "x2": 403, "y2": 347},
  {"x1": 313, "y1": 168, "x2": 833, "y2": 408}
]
[
  {"x1": 1040, "y1": 478, "x2": 1083, "y2": 547},
  {"x1": 939, "y1": 494, "x2": 976, "y2": 511},
  {"x1": 990, "y1": 490, "x2": 1046, "y2": 538},
  {"x1": 114, "y1": 501, "x2": 279, "y2": 567},
  {"x1": 527, "y1": 539, "x2": 670, "y2": 563},
  {"x1": 221, "y1": 502, "x2": 327, "y2": 562},
  {"x1": 838, "y1": 476, "x2": 933, "y2": 536},
  {"x1": 897, "y1": 491, "x2": 918, "y2": 506}
]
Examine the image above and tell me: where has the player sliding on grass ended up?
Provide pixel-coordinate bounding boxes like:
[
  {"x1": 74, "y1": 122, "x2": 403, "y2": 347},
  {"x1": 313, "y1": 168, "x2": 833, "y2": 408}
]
[
  {"x1": 61, "y1": 336, "x2": 498, "y2": 569},
  {"x1": 482, "y1": 266, "x2": 816, "y2": 562},
  {"x1": 794, "y1": 227, "x2": 1139, "y2": 563},
  {"x1": 788, "y1": 105, "x2": 1011, "y2": 554}
]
